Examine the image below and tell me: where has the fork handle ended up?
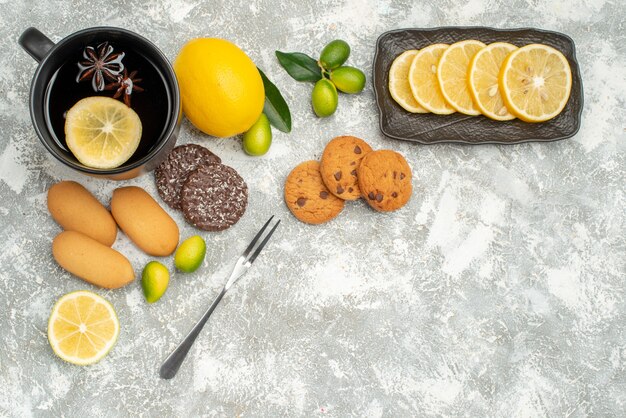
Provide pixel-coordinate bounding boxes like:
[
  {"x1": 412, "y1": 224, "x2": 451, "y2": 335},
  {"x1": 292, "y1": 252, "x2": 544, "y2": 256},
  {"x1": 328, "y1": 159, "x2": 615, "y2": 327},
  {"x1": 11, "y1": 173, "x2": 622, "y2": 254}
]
[{"x1": 159, "y1": 287, "x2": 227, "y2": 379}]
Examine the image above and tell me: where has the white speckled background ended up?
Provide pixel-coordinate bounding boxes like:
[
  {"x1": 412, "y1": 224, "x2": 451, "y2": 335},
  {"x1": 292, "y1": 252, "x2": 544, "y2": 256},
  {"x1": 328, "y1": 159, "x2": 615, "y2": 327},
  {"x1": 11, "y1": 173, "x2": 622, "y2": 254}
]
[{"x1": 1, "y1": 0, "x2": 625, "y2": 416}]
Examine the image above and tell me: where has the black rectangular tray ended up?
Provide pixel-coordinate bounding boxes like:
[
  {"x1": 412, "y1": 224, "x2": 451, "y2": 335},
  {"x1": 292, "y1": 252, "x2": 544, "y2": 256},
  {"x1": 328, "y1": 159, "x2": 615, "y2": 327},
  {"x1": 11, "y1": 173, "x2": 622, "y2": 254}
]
[{"x1": 372, "y1": 27, "x2": 584, "y2": 145}]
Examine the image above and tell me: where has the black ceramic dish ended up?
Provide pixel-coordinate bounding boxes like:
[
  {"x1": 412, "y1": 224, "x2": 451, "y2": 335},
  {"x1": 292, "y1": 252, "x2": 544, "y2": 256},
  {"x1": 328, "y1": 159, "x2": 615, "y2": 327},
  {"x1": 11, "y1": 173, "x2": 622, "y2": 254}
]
[{"x1": 373, "y1": 27, "x2": 584, "y2": 145}]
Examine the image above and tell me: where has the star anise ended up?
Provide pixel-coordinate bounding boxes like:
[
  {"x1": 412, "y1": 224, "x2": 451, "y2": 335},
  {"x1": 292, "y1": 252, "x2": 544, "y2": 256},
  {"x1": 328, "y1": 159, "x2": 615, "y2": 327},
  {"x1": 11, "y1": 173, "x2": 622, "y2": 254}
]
[
  {"x1": 76, "y1": 42, "x2": 125, "y2": 92},
  {"x1": 104, "y1": 69, "x2": 144, "y2": 107}
]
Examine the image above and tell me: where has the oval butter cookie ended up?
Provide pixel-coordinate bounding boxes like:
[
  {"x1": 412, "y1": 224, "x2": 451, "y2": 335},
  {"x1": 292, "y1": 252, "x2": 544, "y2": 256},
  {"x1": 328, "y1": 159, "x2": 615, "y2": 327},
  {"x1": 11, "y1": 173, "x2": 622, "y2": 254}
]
[
  {"x1": 111, "y1": 186, "x2": 179, "y2": 256},
  {"x1": 47, "y1": 181, "x2": 117, "y2": 246},
  {"x1": 285, "y1": 161, "x2": 344, "y2": 224}
]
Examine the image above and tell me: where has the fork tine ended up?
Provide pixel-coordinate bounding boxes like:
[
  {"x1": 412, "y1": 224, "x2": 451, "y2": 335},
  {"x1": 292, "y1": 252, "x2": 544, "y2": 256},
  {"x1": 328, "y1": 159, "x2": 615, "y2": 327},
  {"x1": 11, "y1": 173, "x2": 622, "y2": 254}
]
[
  {"x1": 241, "y1": 216, "x2": 274, "y2": 259},
  {"x1": 247, "y1": 220, "x2": 280, "y2": 264}
]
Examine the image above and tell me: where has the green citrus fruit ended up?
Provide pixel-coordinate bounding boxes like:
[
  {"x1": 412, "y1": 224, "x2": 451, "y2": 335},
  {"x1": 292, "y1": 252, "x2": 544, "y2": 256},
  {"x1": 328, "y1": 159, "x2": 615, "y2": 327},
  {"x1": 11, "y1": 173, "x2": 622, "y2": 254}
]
[
  {"x1": 312, "y1": 79, "x2": 338, "y2": 117},
  {"x1": 141, "y1": 261, "x2": 170, "y2": 303},
  {"x1": 174, "y1": 235, "x2": 206, "y2": 273},
  {"x1": 243, "y1": 113, "x2": 272, "y2": 156},
  {"x1": 330, "y1": 66, "x2": 366, "y2": 94},
  {"x1": 319, "y1": 40, "x2": 350, "y2": 70}
]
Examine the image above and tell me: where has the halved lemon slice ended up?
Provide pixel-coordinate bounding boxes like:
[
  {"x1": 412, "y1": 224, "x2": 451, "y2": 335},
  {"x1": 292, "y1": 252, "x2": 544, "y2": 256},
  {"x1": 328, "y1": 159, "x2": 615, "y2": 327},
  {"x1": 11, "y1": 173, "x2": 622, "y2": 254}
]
[
  {"x1": 408, "y1": 44, "x2": 455, "y2": 115},
  {"x1": 48, "y1": 290, "x2": 120, "y2": 366},
  {"x1": 388, "y1": 50, "x2": 428, "y2": 113},
  {"x1": 468, "y1": 42, "x2": 518, "y2": 121},
  {"x1": 65, "y1": 96, "x2": 142, "y2": 169},
  {"x1": 437, "y1": 40, "x2": 486, "y2": 115},
  {"x1": 499, "y1": 44, "x2": 572, "y2": 122}
]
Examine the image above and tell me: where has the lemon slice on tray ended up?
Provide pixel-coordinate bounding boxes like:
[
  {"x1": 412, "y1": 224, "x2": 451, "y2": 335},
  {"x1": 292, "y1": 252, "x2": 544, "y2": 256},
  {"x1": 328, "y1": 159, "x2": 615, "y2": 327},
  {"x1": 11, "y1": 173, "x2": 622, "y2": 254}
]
[
  {"x1": 499, "y1": 43, "x2": 572, "y2": 122},
  {"x1": 468, "y1": 42, "x2": 518, "y2": 121},
  {"x1": 65, "y1": 96, "x2": 142, "y2": 169},
  {"x1": 48, "y1": 290, "x2": 120, "y2": 366},
  {"x1": 437, "y1": 40, "x2": 486, "y2": 115},
  {"x1": 388, "y1": 50, "x2": 428, "y2": 113},
  {"x1": 408, "y1": 44, "x2": 455, "y2": 115}
]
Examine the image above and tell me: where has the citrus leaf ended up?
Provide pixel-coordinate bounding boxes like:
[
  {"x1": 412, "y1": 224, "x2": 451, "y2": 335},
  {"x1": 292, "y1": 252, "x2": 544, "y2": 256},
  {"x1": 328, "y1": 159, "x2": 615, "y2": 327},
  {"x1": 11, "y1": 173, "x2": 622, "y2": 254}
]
[
  {"x1": 258, "y1": 68, "x2": 292, "y2": 133},
  {"x1": 275, "y1": 51, "x2": 322, "y2": 82}
]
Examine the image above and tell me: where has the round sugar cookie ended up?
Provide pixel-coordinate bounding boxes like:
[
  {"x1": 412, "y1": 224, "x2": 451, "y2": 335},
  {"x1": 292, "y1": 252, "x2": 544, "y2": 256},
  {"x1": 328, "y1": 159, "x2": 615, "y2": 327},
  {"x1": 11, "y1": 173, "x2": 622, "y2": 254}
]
[
  {"x1": 357, "y1": 150, "x2": 412, "y2": 212},
  {"x1": 284, "y1": 160, "x2": 344, "y2": 224},
  {"x1": 319, "y1": 135, "x2": 373, "y2": 200}
]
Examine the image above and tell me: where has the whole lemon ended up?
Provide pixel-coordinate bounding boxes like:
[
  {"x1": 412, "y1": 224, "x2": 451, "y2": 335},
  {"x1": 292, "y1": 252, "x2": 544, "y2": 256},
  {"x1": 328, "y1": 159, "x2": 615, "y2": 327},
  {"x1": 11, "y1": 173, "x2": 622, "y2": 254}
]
[{"x1": 174, "y1": 38, "x2": 265, "y2": 138}]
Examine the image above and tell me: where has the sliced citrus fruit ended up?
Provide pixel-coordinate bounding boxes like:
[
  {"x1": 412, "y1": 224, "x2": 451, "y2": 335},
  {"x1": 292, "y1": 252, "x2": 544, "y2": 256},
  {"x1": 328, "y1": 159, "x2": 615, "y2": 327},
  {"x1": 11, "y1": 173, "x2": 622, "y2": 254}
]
[
  {"x1": 65, "y1": 96, "x2": 142, "y2": 169},
  {"x1": 408, "y1": 44, "x2": 455, "y2": 115},
  {"x1": 499, "y1": 43, "x2": 572, "y2": 122},
  {"x1": 437, "y1": 40, "x2": 486, "y2": 115},
  {"x1": 468, "y1": 42, "x2": 518, "y2": 121},
  {"x1": 48, "y1": 290, "x2": 119, "y2": 365},
  {"x1": 388, "y1": 50, "x2": 428, "y2": 113}
]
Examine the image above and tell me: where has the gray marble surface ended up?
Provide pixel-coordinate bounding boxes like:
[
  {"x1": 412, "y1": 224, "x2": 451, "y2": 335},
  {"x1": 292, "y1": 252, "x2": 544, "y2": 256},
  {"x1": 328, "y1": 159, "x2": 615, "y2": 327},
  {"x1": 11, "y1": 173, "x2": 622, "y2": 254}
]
[{"x1": 1, "y1": 0, "x2": 624, "y2": 416}]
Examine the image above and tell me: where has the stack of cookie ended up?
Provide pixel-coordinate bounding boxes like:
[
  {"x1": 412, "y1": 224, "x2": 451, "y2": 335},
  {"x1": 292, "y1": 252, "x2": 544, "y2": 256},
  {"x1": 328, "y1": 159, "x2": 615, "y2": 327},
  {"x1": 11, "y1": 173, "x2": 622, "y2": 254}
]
[
  {"x1": 155, "y1": 144, "x2": 248, "y2": 231},
  {"x1": 285, "y1": 135, "x2": 412, "y2": 224}
]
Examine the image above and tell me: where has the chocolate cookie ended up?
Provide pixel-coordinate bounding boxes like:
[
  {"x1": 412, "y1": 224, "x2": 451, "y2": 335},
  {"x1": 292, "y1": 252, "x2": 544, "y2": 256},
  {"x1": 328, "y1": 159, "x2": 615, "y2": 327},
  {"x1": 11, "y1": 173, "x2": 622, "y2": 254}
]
[
  {"x1": 155, "y1": 144, "x2": 221, "y2": 210},
  {"x1": 180, "y1": 164, "x2": 248, "y2": 231},
  {"x1": 285, "y1": 160, "x2": 344, "y2": 224},
  {"x1": 319, "y1": 135, "x2": 373, "y2": 200},
  {"x1": 357, "y1": 150, "x2": 412, "y2": 212}
]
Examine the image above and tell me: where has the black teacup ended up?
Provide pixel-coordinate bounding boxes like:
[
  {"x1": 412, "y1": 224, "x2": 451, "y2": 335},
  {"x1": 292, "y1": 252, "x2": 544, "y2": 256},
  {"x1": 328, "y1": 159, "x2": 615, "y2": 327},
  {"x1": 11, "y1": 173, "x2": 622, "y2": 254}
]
[{"x1": 19, "y1": 27, "x2": 181, "y2": 180}]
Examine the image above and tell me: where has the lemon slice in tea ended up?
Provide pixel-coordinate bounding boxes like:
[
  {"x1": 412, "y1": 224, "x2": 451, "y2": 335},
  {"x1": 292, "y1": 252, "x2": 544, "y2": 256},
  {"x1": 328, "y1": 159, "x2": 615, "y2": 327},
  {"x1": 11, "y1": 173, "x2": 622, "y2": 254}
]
[
  {"x1": 48, "y1": 290, "x2": 120, "y2": 366},
  {"x1": 65, "y1": 96, "x2": 142, "y2": 169}
]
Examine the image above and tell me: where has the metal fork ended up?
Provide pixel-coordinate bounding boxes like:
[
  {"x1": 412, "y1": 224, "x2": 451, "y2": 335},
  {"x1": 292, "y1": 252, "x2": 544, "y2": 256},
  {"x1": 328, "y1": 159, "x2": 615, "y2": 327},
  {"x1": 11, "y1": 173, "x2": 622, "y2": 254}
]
[{"x1": 159, "y1": 216, "x2": 281, "y2": 379}]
